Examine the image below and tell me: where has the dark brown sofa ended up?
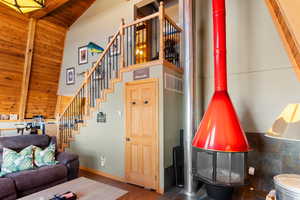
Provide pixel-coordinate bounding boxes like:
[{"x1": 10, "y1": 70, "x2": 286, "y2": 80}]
[{"x1": 0, "y1": 135, "x2": 79, "y2": 199}]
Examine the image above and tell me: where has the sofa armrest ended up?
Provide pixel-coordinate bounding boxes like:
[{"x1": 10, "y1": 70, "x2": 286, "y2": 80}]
[
  {"x1": 56, "y1": 152, "x2": 79, "y2": 180},
  {"x1": 56, "y1": 151, "x2": 78, "y2": 165},
  {"x1": 0, "y1": 178, "x2": 17, "y2": 200}
]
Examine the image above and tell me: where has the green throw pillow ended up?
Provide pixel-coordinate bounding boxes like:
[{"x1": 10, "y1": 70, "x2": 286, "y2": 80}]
[
  {"x1": 0, "y1": 145, "x2": 34, "y2": 177},
  {"x1": 33, "y1": 144, "x2": 58, "y2": 167}
]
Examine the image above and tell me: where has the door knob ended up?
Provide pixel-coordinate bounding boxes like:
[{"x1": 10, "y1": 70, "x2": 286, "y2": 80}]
[
  {"x1": 144, "y1": 100, "x2": 149, "y2": 104},
  {"x1": 126, "y1": 137, "x2": 131, "y2": 142}
]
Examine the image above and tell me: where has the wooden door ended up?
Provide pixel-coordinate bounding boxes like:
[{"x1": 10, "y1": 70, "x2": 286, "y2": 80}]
[{"x1": 125, "y1": 79, "x2": 158, "y2": 190}]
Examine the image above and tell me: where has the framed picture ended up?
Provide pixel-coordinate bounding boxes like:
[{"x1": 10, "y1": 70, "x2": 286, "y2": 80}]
[
  {"x1": 78, "y1": 46, "x2": 88, "y2": 65},
  {"x1": 108, "y1": 35, "x2": 120, "y2": 56},
  {"x1": 9, "y1": 114, "x2": 18, "y2": 120},
  {"x1": 0, "y1": 114, "x2": 9, "y2": 120},
  {"x1": 66, "y1": 67, "x2": 75, "y2": 85}
]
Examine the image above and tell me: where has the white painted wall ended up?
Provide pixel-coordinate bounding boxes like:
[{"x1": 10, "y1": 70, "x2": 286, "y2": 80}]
[
  {"x1": 163, "y1": 67, "x2": 183, "y2": 168},
  {"x1": 165, "y1": 0, "x2": 179, "y2": 24},
  {"x1": 200, "y1": 0, "x2": 300, "y2": 133}
]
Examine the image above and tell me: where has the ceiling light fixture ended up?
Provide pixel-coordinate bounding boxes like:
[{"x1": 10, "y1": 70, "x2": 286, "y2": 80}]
[{"x1": 0, "y1": 0, "x2": 45, "y2": 14}]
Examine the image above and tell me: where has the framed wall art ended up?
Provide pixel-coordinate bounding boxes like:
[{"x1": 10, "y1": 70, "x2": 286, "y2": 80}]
[
  {"x1": 66, "y1": 67, "x2": 75, "y2": 85},
  {"x1": 78, "y1": 46, "x2": 88, "y2": 65}
]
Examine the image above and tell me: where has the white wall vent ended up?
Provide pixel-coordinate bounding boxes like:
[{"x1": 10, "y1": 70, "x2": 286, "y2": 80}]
[{"x1": 165, "y1": 73, "x2": 183, "y2": 94}]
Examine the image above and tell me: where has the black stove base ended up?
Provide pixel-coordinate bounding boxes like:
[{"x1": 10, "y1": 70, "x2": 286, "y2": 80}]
[{"x1": 206, "y1": 184, "x2": 234, "y2": 200}]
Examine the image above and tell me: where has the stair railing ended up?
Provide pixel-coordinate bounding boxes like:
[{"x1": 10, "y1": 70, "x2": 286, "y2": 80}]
[
  {"x1": 57, "y1": 2, "x2": 182, "y2": 149},
  {"x1": 58, "y1": 30, "x2": 121, "y2": 148},
  {"x1": 123, "y1": 13, "x2": 160, "y2": 67},
  {"x1": 164, "y1": 15, "x2": 182, "y2": 68}
]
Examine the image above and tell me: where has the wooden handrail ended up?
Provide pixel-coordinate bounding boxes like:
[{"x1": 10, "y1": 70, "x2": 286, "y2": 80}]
[
  {"x1": 58, "y1": 30, "x2": 121, "y2": 118},
  {"x1": 165, "y1": 15, "x2": 183, "y2": 32},
  {"x1": 86, "y1": 31, "x2": 121, "y2": 80},
  {"x1": 123, "y1": 12, "x2": 159, "y2": 28}
]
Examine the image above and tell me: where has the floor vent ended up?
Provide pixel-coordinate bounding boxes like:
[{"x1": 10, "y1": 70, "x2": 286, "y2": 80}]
[{"x1": 165, "y1": 73, "x2": 183, "y2": 94}]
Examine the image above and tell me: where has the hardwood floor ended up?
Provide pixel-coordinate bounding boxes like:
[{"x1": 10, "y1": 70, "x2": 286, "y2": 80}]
[
  {"x1": 80, "y1": 170, "x2": 161, "y2": 200},
  {"x1": 80, "y1": 170, "x2": 267, "y2": 200}
]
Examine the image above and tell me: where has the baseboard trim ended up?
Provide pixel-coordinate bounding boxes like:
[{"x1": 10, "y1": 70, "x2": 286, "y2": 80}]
[
  {"x1": 158, "y1": 187, "x2": 164, "y2": 194},
  {"x1": 80, "y1": 166, "x2": 164, "y2": 194},
  {"x1": 80, "y1": 166, "x2": 125, "y2": 183}
]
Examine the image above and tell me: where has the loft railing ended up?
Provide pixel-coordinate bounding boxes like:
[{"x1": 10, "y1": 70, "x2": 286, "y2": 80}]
[
  {"x1": 164, "y1": 15, "x2": 181, "y2": 67},
  {"x1": 123, "y1": 13, "x2": 160, "y2": 66},
  {"x1": 58, "y1": 2, "x2": 182, "y2": 149}
]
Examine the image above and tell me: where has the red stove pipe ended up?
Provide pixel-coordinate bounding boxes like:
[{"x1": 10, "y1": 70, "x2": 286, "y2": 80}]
[
  {"x1": 213, "y1": 0, "x2": 227, "y2": 92},
  {"x1": 192, "y1": 0, "x2": 250, "y2": 152}
]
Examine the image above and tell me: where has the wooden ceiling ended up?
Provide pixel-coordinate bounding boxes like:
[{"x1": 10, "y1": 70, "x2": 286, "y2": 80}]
[
  {"x1": 28, "y1": 0, "x2": 96, "y2": 28},
  {"x1": 0, "y1": 0, "x2": 95, "y2": 119},
  {"x1": 28, "y1": 0, "x2": 74, "y2": 19},
  {"x1": 42, "y1": 0, "x2": 96, "y2": 28},
  {"x1": 0, "y1": 0, "x2": 95, "y2": 27}
]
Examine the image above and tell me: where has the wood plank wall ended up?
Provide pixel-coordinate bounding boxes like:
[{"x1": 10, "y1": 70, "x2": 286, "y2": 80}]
[
  {"x1": 0, "y1": 5, "x2": 29, "y2": 114},
  {"x1": 0, "y1": 0, "x2": 95, "y2": 119},
  {"x1": 0, "y1": 4, "x2": 67, "y2": 119},
  {"x1": 55, "y1": 95, "x2": 73, "y2": 116},
  {"x1": 25, "y1": 20, "x2": 66, "y2": 118}
]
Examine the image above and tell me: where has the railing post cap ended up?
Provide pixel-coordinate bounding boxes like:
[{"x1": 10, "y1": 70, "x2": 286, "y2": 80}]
[
  {"x1": 160, "y1": 1, "x2": 164, "y2": 6},
  {"x1": 121, "y1": 18, "x2": 125, "y2": 25}
]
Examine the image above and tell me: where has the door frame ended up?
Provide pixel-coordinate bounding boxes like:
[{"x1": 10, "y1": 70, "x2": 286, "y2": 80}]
[
  {"x1": 134, "y1": 0, "x2": 159, "y2": 20},
  {"x1": 124, "y1": 78, "x2": 160, "y2": 192}
]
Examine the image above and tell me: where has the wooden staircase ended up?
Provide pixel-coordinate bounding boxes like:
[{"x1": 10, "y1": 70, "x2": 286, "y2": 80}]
[
  {"x1": 265, "y1": 0, "x2": 300, "y2": 80},
  {"x1": 57, "y1": 2, "x2": 182, "y2": 150}
]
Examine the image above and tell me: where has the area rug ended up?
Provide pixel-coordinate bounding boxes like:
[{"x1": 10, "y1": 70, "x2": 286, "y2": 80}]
[{"x1": 18, "y1": 177, "x2": 128, "y2": 200}]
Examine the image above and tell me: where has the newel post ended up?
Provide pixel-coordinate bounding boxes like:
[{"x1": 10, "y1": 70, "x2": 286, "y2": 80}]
[
  {"x1": 120, "y1": 18, "x2": 125, "y2": 69},
  {"x1": 84, "y1": 71, "x2": 89, "y2": 119},
  {"x1": 159, "y1": 1, "x2": 165, "y2": 61},
  {"x1": 57, "y1": 117, "x2": 61, "y2": 150}
]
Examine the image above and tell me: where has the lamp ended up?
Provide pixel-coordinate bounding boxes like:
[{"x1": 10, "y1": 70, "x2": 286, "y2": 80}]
[
  {"x1": 266, "y1": 104, "x2": 300, "y2": 141},
  {"x1": 0, "y1": 0, "x2": 45, "y2": 14}
]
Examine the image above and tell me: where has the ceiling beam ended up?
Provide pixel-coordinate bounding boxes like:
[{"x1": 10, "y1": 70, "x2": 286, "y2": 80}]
[
  {"x1": 265, "y1": 0, "x2": 300, "y2": 81},
  {"x1": 19, "y1": 18, "x2": 37, "y2": 120},
  {"x1": 28, "y1": 0, "x2": 72, "y2": 19}
]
